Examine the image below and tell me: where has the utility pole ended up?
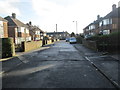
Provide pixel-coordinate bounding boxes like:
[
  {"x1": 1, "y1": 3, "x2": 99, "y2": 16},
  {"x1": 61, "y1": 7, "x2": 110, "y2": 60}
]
[
  {"x1": 73, "y1": 21, "x2": 78, "y2": 35},
  {"x1": 56, "y1": 24, "x2": 57, "y2": 32},
  {"x1": 56, "y1": 24, "x2": 58, "y2": 40}
]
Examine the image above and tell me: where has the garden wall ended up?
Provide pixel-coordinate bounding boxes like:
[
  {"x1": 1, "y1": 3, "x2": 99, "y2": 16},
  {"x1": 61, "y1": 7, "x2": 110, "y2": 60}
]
[
  {"x1": 22, "y1": 40, "x2": 42, "y2": 52},
  {"x1": 82, "y1": 39, "x2": 98, "y2": 51}
]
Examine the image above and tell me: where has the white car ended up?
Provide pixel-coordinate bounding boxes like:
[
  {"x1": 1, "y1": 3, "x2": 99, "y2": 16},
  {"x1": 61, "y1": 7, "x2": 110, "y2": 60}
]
[{"x1": 69, "y1": 37, "x2": 77, "y2": 44}]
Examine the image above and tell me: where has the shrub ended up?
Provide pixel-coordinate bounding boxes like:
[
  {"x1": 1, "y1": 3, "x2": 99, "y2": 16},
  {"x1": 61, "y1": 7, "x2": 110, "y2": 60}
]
[
  {"x1": 2, "y1": 38, "x2": 14, "y2": 58},
  {"x1": 86, "y1": 31, "x2": 120, "y2": 52},
  {"x1": 76, "y1": 36, "x2": 83, "y2": 44}
]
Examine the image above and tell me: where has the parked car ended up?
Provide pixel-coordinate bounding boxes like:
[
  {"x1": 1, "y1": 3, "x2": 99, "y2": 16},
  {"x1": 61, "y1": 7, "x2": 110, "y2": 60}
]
[
  {"x1": 66, "y1": 38, "x2": 70, "y2": 42},
  {"x1": 69, "y1": 37, "x2": 77, "y2": 44}
]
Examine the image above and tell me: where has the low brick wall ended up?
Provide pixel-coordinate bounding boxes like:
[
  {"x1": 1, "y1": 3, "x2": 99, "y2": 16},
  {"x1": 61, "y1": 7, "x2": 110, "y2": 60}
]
[
  {"x1": 22, "y1": 40, "x2": 42, "y2": 52},
  {"x1": 47, "y1": 40, "x2": 52, "y2": 45},
  {"x1": 82, "y1": 39, "x2": 98, "y2": 51}
]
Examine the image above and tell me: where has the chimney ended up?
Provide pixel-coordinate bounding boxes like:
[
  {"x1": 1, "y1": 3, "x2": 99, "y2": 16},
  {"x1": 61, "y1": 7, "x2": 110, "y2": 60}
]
[
  {"x1": 112, "y1": 4, "x2": 116, "y2": 11},
  {"x1": 118, "y1": 1, "x2": 120, "y2": 7},
  {"x1": 12, "y1": 13, "x2": 16, "y2": 19},
  {"x1": 29, "y1": 21, "x2": 32, "y2": 25},
  {"x1": 97, "y1": 15, "x2": 100, "y2": 20}
]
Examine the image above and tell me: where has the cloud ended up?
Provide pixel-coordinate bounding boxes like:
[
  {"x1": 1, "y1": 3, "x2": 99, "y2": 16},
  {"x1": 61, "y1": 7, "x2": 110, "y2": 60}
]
[
  {"x1": 0, "y1": 0, "x2": 21, "y2": 16},
  {"x1": 31, "y1": 0, "x2": 119, "y2": 33},
  {"x1": 31, "y1": 0, "x2": 65, "y2": 22}
]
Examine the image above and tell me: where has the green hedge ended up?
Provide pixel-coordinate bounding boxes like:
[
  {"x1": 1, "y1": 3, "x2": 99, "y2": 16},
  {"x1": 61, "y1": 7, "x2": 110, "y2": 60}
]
[
  {"x1": 86, "y1": 31, "x2": 120, "y2": 52},
  {"x1": 76, "y1": 35, "x2": 84, "y2": 44},
  {"x1": 1, "y1": 38, "x2": 15, "y2": 58}
]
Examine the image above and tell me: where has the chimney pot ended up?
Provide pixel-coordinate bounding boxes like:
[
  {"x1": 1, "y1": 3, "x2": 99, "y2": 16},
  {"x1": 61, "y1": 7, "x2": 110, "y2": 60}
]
[
  {"x1": 97, "y1": 15, "x2": 100, "y2": 20},
  {"x1": 29, "y1": 21, "x2": 32, "y2": 25},
  {"x1": 112, "y1": 4, "x2": 116, "y2": 11},
  {"x1": 12, "y1": 13, "x2": 16, "y2": 19}
]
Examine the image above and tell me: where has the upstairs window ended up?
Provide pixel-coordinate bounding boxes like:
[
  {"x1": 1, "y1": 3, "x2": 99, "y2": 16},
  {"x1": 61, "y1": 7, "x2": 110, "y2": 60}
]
[
  {"x1": 103, "y1": 19, "x2": 109, "y2": 25},
  {"x1": 89, "y1": 25, "x2": 95, "y2": 30},
  {"x1": 99, "y1": 21, "x2": 103, "y2": 27}
]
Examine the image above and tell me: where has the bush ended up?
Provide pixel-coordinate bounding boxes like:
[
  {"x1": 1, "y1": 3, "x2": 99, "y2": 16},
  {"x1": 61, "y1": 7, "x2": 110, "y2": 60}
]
[
  {"x1": 86, "y1": 31, "x2": 120, "y2": 52},
  {"x1": 2, "y1": 38, "x2": 14, "y2": 58},
  {"x1": 76, "y1": 35, "x2": 84, "y2": 44}
]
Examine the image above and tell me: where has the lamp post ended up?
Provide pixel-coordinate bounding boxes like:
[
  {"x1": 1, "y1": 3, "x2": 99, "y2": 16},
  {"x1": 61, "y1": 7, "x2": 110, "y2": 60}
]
[{"x1": 73, "y1": 21, "x2": 78, "y2": 35}]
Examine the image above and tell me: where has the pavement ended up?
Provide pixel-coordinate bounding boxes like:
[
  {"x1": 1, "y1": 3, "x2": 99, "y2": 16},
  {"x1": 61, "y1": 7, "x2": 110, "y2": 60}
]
[{"x1": 73, "y1": 44, "x2": 120, "y2": 88}]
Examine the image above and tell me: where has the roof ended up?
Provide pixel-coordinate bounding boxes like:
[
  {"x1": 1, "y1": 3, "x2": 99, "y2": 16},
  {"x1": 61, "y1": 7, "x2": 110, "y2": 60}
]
[
  {"x1": 83, "y1": 7, "x2": 120, "y2": 30},
  {"x1": 27, "y1": 24, "x2": 44, "y2": 33},
  {"x1": 0, "y1": 16, "x2": 8, "y2": 22},
  {"x1": 46, "y1": 32, "x2": 69, "y2": 35},
  {"x1": 4, "y1": 16, "x2": 27, "y2": 27},
  {"x1": 104, "y1": 7, "x2": 119, "y2": 18}
]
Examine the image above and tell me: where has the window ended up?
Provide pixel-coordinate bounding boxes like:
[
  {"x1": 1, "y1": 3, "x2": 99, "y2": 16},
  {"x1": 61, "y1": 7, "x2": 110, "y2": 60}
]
[
  {"x1": 99, "y1": 21, "x2": 103, "y2": 27},
  {"x1": 26, "y1": 28, "x2": 29, "y2": 33},
  {"x1": 18, "y1": 27, "x2": 25, "y2": 33},
  {"x1": 103, "y1": 30, "x2": 110, "y2": 35},
  {"x1": 103, "y1": 19, "x2": 109, "y2": 25},
  {"x1": 35, "y1": 31, "x2": 40, "y2": 35},
  {"x1": 0, "y1": 21, "x2": 4, "y2": 38},
  {"x1": 110, "y1": 19, "x2": 112, "y2": 24},
  {"x1": 89, "y1": 25, "x2": 95, "y2": 30}
]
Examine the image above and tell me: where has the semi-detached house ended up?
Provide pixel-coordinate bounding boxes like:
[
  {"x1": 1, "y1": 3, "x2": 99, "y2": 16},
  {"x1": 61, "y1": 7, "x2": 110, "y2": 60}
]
[
  {"x1": 0, "y1": 16, "x2": 8, "y2": 38},
  {"x1": 5, "y1": 13, "x2": 31, "y2": 44},
  {"x1": 26, "y1": 21, "x2": 45, "y2": 41},
  {"x1": 83, "y1": 4, "x2": 120, "y2": 38}
]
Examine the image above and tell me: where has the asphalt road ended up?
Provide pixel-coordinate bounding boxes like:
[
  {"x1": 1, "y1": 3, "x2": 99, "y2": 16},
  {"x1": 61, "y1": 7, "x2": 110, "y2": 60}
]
[{"x1": 2, "y1": 41, "x2": 116, "y2": 88}]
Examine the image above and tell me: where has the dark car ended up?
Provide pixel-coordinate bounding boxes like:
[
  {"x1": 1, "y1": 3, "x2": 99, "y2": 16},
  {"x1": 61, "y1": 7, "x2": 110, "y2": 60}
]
[{"x1": 65, "y1": 38, "x2": 70, "y2": 42}]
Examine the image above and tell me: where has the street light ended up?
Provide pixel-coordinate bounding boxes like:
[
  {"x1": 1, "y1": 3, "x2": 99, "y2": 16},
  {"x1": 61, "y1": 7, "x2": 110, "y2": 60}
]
[{"x1": 73, "y1": 21, "x2": 78, "y2": 34}]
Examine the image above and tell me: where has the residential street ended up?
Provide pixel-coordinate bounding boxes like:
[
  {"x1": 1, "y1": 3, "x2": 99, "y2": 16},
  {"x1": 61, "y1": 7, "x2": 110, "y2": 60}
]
[{"x1": 2, "y1": 41, "x2": 118, "y2": 88}]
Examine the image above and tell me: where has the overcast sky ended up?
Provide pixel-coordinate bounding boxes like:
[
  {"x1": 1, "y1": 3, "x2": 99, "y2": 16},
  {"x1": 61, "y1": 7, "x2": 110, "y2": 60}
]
[{"x1": 0, "y1": 0, "x2": 119, "y2": 33}]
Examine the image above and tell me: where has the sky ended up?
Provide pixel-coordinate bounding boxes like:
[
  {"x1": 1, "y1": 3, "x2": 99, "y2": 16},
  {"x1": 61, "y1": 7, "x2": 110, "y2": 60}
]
[{"x1": 0, "y1": 0, "x2": 119, "y2": 34}]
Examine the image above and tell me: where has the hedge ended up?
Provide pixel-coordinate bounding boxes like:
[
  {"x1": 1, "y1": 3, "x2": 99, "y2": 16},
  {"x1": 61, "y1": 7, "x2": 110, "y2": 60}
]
[
  {"x1": 1, "y1": 38, "x2": 15, "y2": 58},
  {"x1": 76, "y1": 35, "x2": 84, "y2": 44},
  {"x1": 86, "y1": 31, "x2": 120, "y2": 52}
]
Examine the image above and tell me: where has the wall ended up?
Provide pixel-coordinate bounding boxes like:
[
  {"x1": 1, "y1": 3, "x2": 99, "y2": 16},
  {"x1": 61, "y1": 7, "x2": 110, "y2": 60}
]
[
  {"x1": 82, "y1": 39, "x2": 98, "y2": 51},
  {"x1": 8, "y1": 26, "x2": 16, "y2": 43},
  {"x1": 3, "y1": 22, "x2": 8, "y2": 38},
  {"x1": 22, "y1": 40, "x2": 43, "y2": 52},
  {"x1": 47, "y1": 40, "x2": 52, "y2": 45}
]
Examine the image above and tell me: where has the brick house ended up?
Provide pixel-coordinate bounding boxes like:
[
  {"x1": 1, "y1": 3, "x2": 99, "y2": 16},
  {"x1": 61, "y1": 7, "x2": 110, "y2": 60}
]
[
  {"x1": 4, "y1": 13, "x2": 31, "y2": 44},
  {"x1": 46, "y1": 31, "x2": 70, "y2": 40},
  {"x1": 0, "y1": 16, "x2": 8, "y2": 38},
  {"x1": 83, "y1": 4, "x2": 120, "y2": 38},
  {"x1": 26, "y1": 21, "x2": 45, "y2": 41}
]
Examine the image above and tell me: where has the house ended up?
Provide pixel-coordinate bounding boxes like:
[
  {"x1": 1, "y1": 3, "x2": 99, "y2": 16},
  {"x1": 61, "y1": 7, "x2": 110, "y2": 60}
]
[
  {"x1": 0, "y1": 16, "x2": 8, "y2": 38},
  {"x1": 46, "y1": 31, "x2": 70, "y2": 40},
  {"x1": 83, "y1": 4, "x2": 120, "y2": 38},
  {"x1": 4, "y1": 13, "x2": 31, "y2": 44},
  {"x1": 26, "y1": 21, "x2": 45, "y2": 41}
]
